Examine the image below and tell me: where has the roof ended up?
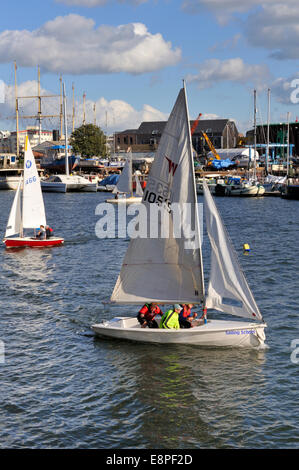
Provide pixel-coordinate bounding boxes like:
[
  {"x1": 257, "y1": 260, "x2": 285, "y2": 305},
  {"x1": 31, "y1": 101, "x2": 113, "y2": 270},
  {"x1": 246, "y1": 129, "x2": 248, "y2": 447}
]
[
  {"x1": 137, "y1": 119, "x2": 230, "y2": 135},
  {"x1": 116, "y1": 129, "x2": 139, "y2": 135}
]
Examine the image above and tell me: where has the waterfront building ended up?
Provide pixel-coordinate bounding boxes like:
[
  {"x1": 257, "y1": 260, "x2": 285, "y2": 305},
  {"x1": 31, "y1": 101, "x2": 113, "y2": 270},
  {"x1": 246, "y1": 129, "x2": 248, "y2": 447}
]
[
  {"x1": 114, "y1": 119, "x2": 239, "y2": 155},
  {"x1": 0, "y1": 126, "x2": 53, "y2": 155}
]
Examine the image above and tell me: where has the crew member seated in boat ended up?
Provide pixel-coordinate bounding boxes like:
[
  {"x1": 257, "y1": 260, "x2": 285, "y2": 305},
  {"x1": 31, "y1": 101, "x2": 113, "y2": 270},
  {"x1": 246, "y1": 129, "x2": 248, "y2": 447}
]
[
  {"x1": 179, "y1": 304, "x2": 197, "y2": 328},
  {"x1": 159, "y1": 304, "x2": 182, "y2": 329},
  {"x1": 137, "y1": 303, "x2": 163, "y2": 328},
  {"x1": 36, "y1": 225, "x2": 46, "y2": 239},
  {"x1": 45, "y1": 225, "x2": 54, "y2": 238}
]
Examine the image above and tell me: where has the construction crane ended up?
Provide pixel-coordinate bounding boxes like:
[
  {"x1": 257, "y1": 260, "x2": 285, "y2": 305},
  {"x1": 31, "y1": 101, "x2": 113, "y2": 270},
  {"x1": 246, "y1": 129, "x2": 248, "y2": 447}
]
[
  {"x1": 191, "y1": 113, "x2": 202, "y2": 136},
  {"x1": 201, "y1": 132, "x2": 221, "y2": 161},
  {"x1": 191, "y1": 113, "x2": 221, "y2": 165}
]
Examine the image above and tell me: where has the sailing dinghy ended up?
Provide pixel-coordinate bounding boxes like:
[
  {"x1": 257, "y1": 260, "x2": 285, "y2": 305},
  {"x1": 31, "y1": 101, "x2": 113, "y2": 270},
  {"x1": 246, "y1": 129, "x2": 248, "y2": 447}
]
[
  {"x1": 92, "y1": 85, "x2": 266, "y2": 347},
  {"x1": 106, "y1": 152, "x2": 143, "y2": 204},
  {"x1": 3, "y1": 137, "x2": 64, "y2": 248}
]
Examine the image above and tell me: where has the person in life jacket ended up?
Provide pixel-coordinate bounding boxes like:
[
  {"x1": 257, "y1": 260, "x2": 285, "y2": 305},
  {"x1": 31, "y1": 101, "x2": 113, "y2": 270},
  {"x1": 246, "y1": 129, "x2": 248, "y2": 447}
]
[
  {"x1": 36, "y1": 225, "x2": 46, "y2": 239},
  {"x1": 159, "y1": 304, "x2": 182, "y2": 329},
  {"x1": 179, "y1": 304, "x2": 198, "y2": 328},
  {"x1": 45, "y1": 225, "x2": 54, "y2": 238},
  {"x1": 137, "y1": 303, "x2": 163, "y2": 328}
]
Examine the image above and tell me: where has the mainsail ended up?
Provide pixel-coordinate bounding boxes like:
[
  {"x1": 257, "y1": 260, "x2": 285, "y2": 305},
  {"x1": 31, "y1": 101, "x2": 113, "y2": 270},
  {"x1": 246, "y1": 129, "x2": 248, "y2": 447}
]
[
  {"x1": 112, "y1": 155, "x2": 132, "y2": 195},
  {"x1": 134, "y1": 174, "x2": 143, "y2": 196},
  {"x1": 203, "y1": 180, "x2": 262, "y2": 320},
  {"x1": 5, "y1": 177, "x2": 22, "y2": 238},
  {"x1": 22, "y1": 137, "x2": 47, "y2": 229},
  {"x1": 111, "y1": 85, "x2": 205, "y2": 304}
]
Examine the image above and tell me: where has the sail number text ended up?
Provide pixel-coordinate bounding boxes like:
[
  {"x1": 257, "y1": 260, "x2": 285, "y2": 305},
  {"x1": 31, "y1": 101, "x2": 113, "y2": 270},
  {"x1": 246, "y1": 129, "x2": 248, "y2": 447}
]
[
  {"x1": 143, "y1": 179, "x2": 172, "y2": 213},
  {"x1": 25, "y1": 176, "x2": 37, "y2": 185}
]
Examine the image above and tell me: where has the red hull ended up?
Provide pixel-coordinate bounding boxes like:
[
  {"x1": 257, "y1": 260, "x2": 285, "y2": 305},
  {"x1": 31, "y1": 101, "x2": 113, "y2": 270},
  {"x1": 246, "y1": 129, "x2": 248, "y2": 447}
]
[{"x1": 4, "y1": 237, "x2": 64, "y2": 248}]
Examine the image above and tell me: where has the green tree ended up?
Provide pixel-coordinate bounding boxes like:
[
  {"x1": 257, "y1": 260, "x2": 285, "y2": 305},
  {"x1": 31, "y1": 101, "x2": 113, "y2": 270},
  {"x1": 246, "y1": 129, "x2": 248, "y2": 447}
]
[{"x1": 69, "y1": 124, "x2": 107, "y2": 158}]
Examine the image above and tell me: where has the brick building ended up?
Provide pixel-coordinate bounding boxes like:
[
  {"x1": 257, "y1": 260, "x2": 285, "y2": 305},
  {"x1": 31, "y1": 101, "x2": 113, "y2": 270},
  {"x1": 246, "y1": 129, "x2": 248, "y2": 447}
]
[{"x1": 115, "y1": 119, "x2": 239, "y2": 155}]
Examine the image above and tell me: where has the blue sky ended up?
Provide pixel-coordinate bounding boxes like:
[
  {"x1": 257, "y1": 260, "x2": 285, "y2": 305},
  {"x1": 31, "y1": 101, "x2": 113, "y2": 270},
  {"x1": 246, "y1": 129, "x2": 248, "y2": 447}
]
[{"x1": 0, "y1": 0, "x2": 298, "y2": 135}]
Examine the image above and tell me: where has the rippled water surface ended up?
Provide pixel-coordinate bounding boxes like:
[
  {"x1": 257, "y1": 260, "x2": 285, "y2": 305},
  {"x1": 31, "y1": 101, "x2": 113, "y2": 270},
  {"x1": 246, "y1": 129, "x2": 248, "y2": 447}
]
[{"x1": 0, "y1": 191, "x2": 298, "y2": 449}]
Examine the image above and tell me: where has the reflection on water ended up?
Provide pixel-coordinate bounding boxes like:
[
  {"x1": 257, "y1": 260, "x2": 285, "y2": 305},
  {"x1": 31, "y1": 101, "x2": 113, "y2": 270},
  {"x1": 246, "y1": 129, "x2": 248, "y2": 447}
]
[{"x1": 94, "y1": 339, "x2": 267, "y2": 448}]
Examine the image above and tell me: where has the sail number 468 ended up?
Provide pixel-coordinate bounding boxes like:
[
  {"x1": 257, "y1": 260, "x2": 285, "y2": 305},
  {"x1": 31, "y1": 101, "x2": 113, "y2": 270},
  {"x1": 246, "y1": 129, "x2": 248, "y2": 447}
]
[{"x1": 25, "y1": 176, "x2": 37, "y2": 185}]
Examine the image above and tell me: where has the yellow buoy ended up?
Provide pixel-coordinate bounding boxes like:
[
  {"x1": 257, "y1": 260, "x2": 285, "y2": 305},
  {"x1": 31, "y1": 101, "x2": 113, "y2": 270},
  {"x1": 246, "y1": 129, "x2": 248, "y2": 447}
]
[{"x1": 243, "y1": 243, "x2": 251, "y2": 252}]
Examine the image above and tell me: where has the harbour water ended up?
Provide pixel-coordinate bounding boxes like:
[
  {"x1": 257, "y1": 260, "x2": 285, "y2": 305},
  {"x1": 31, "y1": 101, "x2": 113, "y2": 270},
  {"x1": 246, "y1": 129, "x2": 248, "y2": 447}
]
[{"x1": 0, "y1": 191, "x2": 298, "y2": 449}]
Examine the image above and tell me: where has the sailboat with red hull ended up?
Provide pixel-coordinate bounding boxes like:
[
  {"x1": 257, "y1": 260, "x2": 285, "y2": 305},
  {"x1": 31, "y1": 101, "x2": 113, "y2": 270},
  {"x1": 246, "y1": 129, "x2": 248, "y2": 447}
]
[{"x1": 3, "y1": 137, "x2": 64, "y2": 248}]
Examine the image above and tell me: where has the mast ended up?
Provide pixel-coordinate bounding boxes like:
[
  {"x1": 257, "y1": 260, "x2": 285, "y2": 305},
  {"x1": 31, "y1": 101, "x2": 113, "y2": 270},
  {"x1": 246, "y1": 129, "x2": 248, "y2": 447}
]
[
  {"x1": 183, "y1": 80, "x2": 205, "y2": 304},
  {"x1": 63, "y1": 83, "x2": 69, "y2": 176},
  {"x1": 253, "y1": 89, "x2": 257, "y2": 181},
  {"x1": 72, "y1": 82, "x2": 75, "y2": 133},
  {"x1": 286, "y1": 112, "x2": 290, "y2": 178},
  {"x1": 18, "y1": 67, "x2": 61, "y2": 144},
  {"x1": 129, "y1": 150, "x2": 133, "y2": 197},
  {"x1": 266, "y1": 88, "x2": 270, "y2": 175},
  {"x1": 14, "y1": 61, "x2": 19, "y2": 158},
  {"x1": 21, "y1": 138, "x2": 29, "y2": 237},
  {"x1": 37, "y1": 66, "x2": 42, "y2": 144},
  {"x1": 83, "y1": 92, "x2": 86, "y2": 125},
  {"x1": 60, "y1": 75, "x2": 63, "y2": 137},
  {"x1": 93, "y1": 103, "x2": 96, "y2": 126}
]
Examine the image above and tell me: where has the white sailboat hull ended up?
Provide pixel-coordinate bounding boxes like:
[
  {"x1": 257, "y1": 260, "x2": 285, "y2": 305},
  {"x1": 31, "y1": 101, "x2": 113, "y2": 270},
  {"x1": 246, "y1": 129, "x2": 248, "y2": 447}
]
[
  {"x1": 0, "y1": 176, "x2": 22, "y2": 190},
  {"x1": 106, "y1": 196, "x2": 142, "y2": 204},
  {"x1": 92, "y1": 317, "x2": 267, "y2": 348},
  {"x1": 225, "y1": 184, "x2": 265, "y2": 196},
  {"x1": 41, "y1": 182, "x2": 67, "y2": 192},
  {"x1": 41, "y1": 179, "x2": 97, "y2": 192}
]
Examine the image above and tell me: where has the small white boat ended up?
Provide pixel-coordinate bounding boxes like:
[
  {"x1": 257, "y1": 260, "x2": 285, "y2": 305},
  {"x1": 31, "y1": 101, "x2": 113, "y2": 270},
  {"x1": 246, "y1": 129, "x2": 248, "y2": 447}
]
[
  {"x1": 226, "y1": 181, "x2": 265, "y2": 196},
  {"x1": 41, "y1": 174, "x2": 97, "y2": 192},
  {"x1": 196, "y1": 176, "x2": 225, "y2": 195},
  {"x1": 0, "y1": 170, "x2": 22, "y2": 190},
  {"x1": 215, "y1": 179, "x2": 265, "y2": 197},
  {"x1": 92, "y1": 317, "x2": 266, "y2": 347},
  {"x1": 106, "y1": 155, "x2": 143, "y2": 204},
  {"x1": 92, "y1": 84, "x2": 267, "y2": 348}
]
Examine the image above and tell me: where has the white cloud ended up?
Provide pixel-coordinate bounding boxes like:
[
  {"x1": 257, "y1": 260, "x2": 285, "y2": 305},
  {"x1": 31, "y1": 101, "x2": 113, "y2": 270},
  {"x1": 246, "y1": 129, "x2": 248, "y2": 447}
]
[
  {"x1": 182, "y1": 1, "x2": 299, "y2": 59},
  {"x1": 0, "y1": 15, "x2": 181, "y2": 75},
  {"x1": 181, "y1": 0, "x2": 296, "y2": 17},
  {"x1": 181, "y1": 0, "x2": 265, "y2": 23},
  {"x1": 245, "y1": 4, "x2": 299, "y2": 60},
  {"x1": 186, "y1": 58, "x2": 270, "y2": 89}
]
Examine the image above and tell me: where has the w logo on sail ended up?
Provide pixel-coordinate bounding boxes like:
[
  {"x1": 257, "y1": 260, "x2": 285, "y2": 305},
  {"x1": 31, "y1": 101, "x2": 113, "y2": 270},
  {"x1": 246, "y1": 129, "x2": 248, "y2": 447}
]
[{"x1": 165, "y1": 156, "x2": 178, "y2": 176}]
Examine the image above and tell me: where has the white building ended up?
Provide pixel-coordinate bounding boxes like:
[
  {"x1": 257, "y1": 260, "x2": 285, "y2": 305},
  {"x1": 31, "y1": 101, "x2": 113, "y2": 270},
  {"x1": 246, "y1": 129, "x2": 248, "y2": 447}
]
[{"x1": 0, "y1": 126, "x2": 53, "y2": 154}]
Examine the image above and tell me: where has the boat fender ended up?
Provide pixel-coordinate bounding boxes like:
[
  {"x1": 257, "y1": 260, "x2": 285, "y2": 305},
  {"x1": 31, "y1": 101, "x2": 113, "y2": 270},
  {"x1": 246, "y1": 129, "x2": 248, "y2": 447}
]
[
  {"x1": 256, "y1": 328, "x2": 266, "y2": 343},
  {"x1": 202, "y1": 307, "x2": 207, "y2": 324}
]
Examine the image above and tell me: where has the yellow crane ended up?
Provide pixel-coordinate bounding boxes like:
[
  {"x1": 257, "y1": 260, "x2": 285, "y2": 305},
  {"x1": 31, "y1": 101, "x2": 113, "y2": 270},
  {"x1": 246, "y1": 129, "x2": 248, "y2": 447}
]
[
  {"x1": 201, "y1": 132, "x2": 221, "y2": 161},
  {"x1": 191, "y1": 114, "x2": 221, "y2": 165}
]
